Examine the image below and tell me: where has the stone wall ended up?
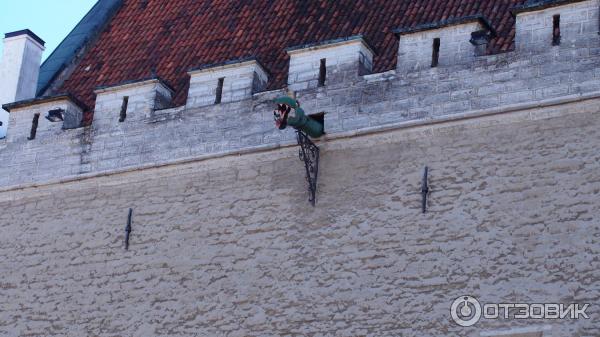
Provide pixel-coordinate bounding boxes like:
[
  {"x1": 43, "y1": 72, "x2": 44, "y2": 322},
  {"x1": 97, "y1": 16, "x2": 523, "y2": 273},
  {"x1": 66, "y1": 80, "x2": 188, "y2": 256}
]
[
  {"x1": 7, "y1": 99, "x2": 84, "y2": 143},
  {"x1": 1, "y1": 2, "x2": 599, "y2": 336},
  {"x1": 2, "y1": 31, "x2": 600, "y2": 188},
  {"x1": 287, "y1": 37, "x2": 374, "y2": 91},
  {"x1": 0, "y1": 98, "x2": 598, "y2": 337},
  {"x1": 1, "y1": 1, "x2": 600, "y2": 189},
  {"x1": 186, "y1": 60, "x2": 269, "y2": 109},
  {"x1": 93, "y1": 79, "x2": 174, "y2": 129},
  {"x1": 516, "y1": 0, "x2": 600, "y2": 53},
  {"x1": 397, "y1": 20, "x2": 485, "y2": 72}
]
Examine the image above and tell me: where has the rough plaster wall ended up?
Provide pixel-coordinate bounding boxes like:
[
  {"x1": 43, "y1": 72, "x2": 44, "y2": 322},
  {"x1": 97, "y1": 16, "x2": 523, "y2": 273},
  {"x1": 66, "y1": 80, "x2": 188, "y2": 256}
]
[
  {"x1": 14, "y1": 39, "x2": 44, "y2": 102},
  {"x1": 0, "y1": 100, "x2": 598, "y2": 337},
  {"x1": 0, "y1": 35, "x2": 44, "y2": 139},
  {"x1": 0, "y1": 36, "x2": 41, "y2": 106},
  {"x1": 0, "y1": 37, "x2": 26, "y2": 107}
]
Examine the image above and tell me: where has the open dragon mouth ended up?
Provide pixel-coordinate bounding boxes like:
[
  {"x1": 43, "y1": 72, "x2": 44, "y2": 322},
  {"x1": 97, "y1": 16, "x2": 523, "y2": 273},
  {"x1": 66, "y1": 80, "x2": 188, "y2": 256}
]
[{"x1": 274, "y1": 103, "x2": 292, "y2": 130}]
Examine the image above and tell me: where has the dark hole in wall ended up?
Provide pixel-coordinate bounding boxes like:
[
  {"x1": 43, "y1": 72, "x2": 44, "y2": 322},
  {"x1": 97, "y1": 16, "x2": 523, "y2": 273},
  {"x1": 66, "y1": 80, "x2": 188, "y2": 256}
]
[
  {"x1": 27, "y1": 113, "x2": 40, "y2": 140},
  {"x1": 119, "y1": 96, "x2": 129, "y2": 122},
  {"x1": 553, "y1": 15, "x2": 561, "y2": 46},
  {"x1": 215, "y1": 78, "x2": 224, "y2": 104},
  {"x1": 358, "y1": 53, "x2": 372, "y2": 76},
  {"x1": 154, "y1": 90, "x2": 173, "y2": 110},
  {"x1": 310, "y1": 112, "x2": 325, "y2": 133},
  {"x1": 432, "y1": 38, "x2": 440, "y2": 67},
  {"x1": 318, "y1": 58, "x2": 326, "y2": 87},
  {"x1": 470, "y1": 30, "x2": 490, "y2": 56}
]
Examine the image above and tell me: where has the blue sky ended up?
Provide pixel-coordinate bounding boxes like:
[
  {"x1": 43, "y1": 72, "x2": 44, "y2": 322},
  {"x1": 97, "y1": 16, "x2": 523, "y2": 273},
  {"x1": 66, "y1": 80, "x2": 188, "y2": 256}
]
[
  {"x1": 0, "y1": 0, "x2": 97, "y2": 60},
  {"x1": 0, "y1": 0, "x2": 96, "y2": 138}
]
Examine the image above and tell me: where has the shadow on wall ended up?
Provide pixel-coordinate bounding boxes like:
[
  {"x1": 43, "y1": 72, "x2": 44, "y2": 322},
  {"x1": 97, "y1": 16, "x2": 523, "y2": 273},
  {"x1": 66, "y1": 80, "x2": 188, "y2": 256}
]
[{"x1": 0, "y1": 110, "x2": 7, "y2": 138}]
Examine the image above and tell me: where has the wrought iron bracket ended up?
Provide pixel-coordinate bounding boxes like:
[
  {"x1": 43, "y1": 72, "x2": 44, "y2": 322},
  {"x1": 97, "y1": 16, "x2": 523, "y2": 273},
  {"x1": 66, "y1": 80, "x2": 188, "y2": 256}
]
[{"x1": 296, "y1": 130, "x2": 320, "y2": 206}]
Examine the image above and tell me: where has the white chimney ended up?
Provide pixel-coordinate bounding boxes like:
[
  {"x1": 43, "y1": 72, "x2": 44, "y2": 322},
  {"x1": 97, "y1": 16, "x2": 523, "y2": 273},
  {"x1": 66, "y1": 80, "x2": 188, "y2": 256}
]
[{"x1": 0, "y1": 29, "x2": 45, "y2": 138}]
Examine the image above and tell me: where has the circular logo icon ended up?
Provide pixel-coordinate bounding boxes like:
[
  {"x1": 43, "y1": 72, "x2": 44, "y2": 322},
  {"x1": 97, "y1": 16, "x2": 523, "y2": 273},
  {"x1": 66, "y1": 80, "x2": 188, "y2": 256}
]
[{"x1": 451, "y1": 295, "x2": 482, "y2": 327}]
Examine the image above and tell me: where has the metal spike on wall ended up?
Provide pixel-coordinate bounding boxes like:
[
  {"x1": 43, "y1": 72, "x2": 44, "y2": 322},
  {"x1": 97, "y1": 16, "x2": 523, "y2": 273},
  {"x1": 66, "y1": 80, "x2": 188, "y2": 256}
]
[
  {"x1": 421, "y1": 166, "x2": 429, "y2": 213},
  {"x1": 125, "y1": 208, "x2": 133, "y2": 250}
]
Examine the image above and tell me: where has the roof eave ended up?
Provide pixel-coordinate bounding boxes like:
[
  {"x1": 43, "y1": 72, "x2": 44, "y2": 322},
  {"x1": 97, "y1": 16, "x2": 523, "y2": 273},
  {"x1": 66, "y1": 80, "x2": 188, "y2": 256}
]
[
  {"x1": 94, "y1": 77, "x2": 176, "y2": 95},
  {"x1": 511, "y1": 0, "x2": 590, "y2": 15},
  {"x1": 285, "y1": 35, "x2": 378, "y2": 57},
  {"x1": 393, "y1": 15, "x2": 497, "y2": 37},
  {"x1": 2, "y1": 94, "x2": 88, "y2": 113},
  {"x1": 188, "y1": 57, "x2": 270, "y2": 76}
]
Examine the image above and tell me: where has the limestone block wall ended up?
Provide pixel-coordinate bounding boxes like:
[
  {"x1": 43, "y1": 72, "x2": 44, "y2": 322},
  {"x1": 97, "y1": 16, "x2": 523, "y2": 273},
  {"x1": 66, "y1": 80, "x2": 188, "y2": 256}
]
[
  {"x1": 396, "y1": 20, "x2": 485, "y2": 72},
  {"x1": 0, "y1": 1, "x2": 599, "y2": 189},
  {"x1": 1, "y1": 31, "x2": 600, "y2": 188},
  {"x1": 6, "y1": 98, "x2": 83, "y2": 143},
  {"x1": 1, "y1": 98, "x2": 85, "y2": 186},
  {"x1": 287, "y1": 36, "x2": 374, "y2": 91},
  {"x1": 186, "y1": 60, "x2": 269, "y2": 109},
  {"x1": 516, "y1": 0, "x2": 600, "y2": 52},
  {"x1": 0, "y1": 99, "x2": 598, "y2": 337},
  {"x1": 93, "y1": 79, "x2": 174, "y2": 131}
]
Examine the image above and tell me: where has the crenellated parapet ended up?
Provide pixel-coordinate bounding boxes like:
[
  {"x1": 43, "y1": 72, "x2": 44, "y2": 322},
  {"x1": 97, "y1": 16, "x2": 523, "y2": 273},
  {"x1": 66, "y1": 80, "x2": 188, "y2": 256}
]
[{"x1": 1, "y1": 0, "x2": 600, "y2": 188}]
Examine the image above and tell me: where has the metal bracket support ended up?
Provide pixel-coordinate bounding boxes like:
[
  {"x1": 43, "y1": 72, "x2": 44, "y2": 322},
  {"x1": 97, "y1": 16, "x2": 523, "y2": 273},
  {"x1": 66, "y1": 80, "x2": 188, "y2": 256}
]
[{"x1": 296, "y1": 130, "x2": 320, "y2": 206}]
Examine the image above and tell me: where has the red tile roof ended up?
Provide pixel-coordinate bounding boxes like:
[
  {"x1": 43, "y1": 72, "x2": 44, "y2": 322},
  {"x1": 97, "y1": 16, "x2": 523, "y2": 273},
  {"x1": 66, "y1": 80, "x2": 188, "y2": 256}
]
[{"x1": 57, "y1": 0, "x2": 527, "y2": 120}]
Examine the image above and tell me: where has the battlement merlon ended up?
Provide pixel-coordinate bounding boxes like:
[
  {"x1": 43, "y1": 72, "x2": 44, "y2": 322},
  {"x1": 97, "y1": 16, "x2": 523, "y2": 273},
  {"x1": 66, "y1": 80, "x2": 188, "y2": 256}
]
[
  {"x1": 186, "y1": 58, "x2": 269, "y2": 109},
  {"x1": 286, "y1": 36, "x2": 376, "y2": 92},
  {"x1": 2, "y1": 94, "x2": 87, "y2": 143},
  {"x1": 514, "y1": 0, "x2": 600, "y2": 52},
  {"x1": 394, "y1": 15, "x2": 496, "y2": 71}
]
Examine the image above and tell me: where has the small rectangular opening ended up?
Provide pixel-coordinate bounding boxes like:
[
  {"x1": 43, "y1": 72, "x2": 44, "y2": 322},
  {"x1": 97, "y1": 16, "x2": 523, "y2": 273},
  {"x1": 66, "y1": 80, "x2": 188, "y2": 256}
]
[
  {"x1": 119, "y1": 96, "x2": 129, "y2": 122},
  {"x1": 432, "y1": 38, "x2": 440, "y2": 67},
  {"x1": 215, "y1": 77, "x2": 224, "y2": 104},
  {"x1": 309, "y1": 112, "x2": 325, "y2": 130},
  {"x1": 318, "y1": 58, "x2": 326, "y2": 87},
  {"x1": 27, "y1": 113, "x2": 40, "y2": 140},
  {"x1": 552, "y1": 15, "x2": 561, "y2": 46}
]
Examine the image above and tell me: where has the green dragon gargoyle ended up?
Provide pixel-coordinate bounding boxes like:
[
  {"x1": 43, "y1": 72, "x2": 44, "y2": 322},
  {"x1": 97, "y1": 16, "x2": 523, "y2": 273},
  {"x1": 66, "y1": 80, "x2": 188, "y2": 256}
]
[{"x1": 273, "y1": 96, "x2": 324, "y2": 138}]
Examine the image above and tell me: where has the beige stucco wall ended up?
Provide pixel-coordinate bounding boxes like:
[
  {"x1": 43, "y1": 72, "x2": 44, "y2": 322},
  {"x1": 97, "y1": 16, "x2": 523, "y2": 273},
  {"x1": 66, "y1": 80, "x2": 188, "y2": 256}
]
[{"x1": 0, "y1": 97, "x2": 599, "y2": 337}]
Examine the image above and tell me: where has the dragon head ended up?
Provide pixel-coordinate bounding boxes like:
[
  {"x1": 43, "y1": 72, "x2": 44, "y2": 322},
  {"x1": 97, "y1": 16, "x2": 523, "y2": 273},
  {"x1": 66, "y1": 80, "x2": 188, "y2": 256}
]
[{"x1": 273, "y1": 96, "x2": 299, "y2": 130}]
